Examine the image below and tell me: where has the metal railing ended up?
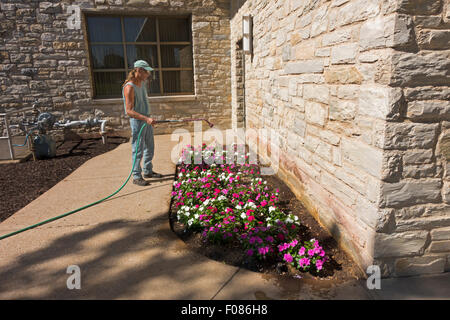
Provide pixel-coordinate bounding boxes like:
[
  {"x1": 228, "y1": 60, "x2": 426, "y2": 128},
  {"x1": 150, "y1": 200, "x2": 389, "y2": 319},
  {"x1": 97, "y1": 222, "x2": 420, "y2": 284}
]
[{"x1": 0, "y1": 107, "x2": 34, "y2": 160}]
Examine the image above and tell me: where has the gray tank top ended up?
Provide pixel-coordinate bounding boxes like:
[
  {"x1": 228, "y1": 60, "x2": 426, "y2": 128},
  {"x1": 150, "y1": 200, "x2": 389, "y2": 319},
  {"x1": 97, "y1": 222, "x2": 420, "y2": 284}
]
[{"x1": 122, "y1": 81, "x2": 150, "y2": 116}]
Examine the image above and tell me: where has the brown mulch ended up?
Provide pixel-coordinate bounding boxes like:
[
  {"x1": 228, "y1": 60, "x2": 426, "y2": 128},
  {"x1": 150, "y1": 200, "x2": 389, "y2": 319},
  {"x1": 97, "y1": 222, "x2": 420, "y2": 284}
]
[
  {"x1": 0, "y1": 136, "x2": 128, "y2": 223},
  {"x1": 169, "y1": 166, "x2": 365, "y2": 281}
]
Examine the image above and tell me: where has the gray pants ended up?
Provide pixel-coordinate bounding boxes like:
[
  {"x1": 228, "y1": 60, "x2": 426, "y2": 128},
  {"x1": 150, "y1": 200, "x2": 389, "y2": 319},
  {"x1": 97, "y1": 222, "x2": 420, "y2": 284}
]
[{"x1": 130, "y1": 118, "x2": 154, "y2": 179}]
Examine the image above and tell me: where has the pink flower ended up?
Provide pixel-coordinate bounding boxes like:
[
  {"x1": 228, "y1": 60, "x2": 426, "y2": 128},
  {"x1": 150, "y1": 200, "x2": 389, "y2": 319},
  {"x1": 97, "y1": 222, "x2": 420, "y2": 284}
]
[
  {"x1": 260, "y1": 200, "x2": 268, "y2": 207},
  {"x1": 308, "y1": 249, "x2": 315, "y2": 256},
  {"x1": 298, "y1": 246, "x2": 305, "y2": 256},
  {"x1": 247, "y1": 215, "x2": 255, "y2": 222},
  {"x1": 316, "y1": 259, "x2": 324, "y2": 271},
  {"x1": 299, "y1": 258, "x2": 310, "y2": 268},
  {"x1": 283, "y1": 253, "x2": 293, "y2": 263}
]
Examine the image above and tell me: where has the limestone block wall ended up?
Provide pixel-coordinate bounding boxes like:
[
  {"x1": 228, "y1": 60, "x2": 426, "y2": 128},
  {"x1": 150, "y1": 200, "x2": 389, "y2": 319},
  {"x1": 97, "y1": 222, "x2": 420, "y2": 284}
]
[
  {"x1": 0, "y1": 0, "x2": 232, "y2": 136},
  {"x1": 375, "y1": 0, "x2": 450, "y2": 277},
  {"x1": 230, "y1": 0, "x2": 450, "y2": 277}
]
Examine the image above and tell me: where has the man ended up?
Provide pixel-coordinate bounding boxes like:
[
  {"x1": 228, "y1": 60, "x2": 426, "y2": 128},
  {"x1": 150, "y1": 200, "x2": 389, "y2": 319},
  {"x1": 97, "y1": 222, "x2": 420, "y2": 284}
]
[{"x1": 123, "y1": 60, "x2": 163, "y2": 186}]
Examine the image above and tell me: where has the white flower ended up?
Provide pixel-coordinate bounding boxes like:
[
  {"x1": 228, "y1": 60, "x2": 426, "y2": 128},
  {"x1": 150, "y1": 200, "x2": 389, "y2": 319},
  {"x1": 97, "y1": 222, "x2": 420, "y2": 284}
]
[
  {"x1": 236, "y1": 205, "x2": 242, "y2": 210},
  {"x1": 269, "y1": 206, "x2": 276, "y2": 212},
  {"x1": 294, "y1": 216, "x2": 299, "y2": 221},
  {"x1": 185, "y1": 212, "x2": 190, "y2": 217},
  {"x1": 178, "y1": 172, "x2": 183, "y2": 177},
  {"x1": 194, "y1": 214, "x2": 199, "y2": 219},
  {"x1": 286, "y1": 218, "x2": 293, "y2": 224},
  {"x1": 241, "y1": 212, "x2": 246, "y2": 219},
  {"x1": 188, "y1": 219, "x2": 193, "y2": 226}
]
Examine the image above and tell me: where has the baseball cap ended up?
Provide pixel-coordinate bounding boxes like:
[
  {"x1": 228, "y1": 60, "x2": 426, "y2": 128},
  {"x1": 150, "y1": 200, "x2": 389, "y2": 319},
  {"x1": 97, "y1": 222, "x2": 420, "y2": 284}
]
[{"x1": 134, "y1": 60, "x2": 154, "y2": 72}]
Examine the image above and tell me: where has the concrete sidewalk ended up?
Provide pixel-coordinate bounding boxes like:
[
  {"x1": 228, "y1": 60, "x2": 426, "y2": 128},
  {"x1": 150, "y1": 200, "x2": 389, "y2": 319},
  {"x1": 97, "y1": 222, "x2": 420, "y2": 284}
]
[{"x1": 0, "y1": 134, "x2": 449, "y2": 300}]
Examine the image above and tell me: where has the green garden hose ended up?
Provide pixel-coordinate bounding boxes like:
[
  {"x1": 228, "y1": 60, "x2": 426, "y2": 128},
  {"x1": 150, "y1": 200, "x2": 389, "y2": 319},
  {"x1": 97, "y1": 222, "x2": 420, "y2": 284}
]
[{"x1": 0, "y1": 124, "x2": 147, "y2": 241}]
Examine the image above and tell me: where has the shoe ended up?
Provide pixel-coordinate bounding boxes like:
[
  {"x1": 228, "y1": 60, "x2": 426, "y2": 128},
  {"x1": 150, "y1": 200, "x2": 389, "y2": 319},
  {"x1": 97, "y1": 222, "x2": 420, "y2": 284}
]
[
  {"x1": 143, "y1": 171, "x2": 163, "y2": 178},
  {"x1": 133, "y1": 178, "x2": 149, "y2": 186}
]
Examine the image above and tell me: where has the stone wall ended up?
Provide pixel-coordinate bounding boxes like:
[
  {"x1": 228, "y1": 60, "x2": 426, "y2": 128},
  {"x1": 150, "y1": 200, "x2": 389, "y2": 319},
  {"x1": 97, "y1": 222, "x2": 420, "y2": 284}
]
[
  {"x1": 375, "y1": 0, "x2": 450, "y2": 277},
  {"x1": 230, "y1": 0, "x2": 450, "y2": 277},
  {"x1": 0, "y1": 0, "x2": 232, "y2": 137}
]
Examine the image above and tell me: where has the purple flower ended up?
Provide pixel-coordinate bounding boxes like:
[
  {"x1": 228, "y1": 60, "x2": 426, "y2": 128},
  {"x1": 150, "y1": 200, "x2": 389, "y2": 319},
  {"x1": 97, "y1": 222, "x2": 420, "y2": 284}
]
[
  {"x1": 308, "y1": 249, "x2": 315, "y2": 256},
  {"x1": 247, "y1": 249, "x2": 254, "y2": 256}
]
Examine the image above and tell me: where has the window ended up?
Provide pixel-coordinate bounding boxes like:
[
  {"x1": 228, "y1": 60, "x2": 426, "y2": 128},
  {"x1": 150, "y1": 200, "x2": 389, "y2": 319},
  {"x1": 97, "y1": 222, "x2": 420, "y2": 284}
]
[{"x1": 86, "y1": 15, "x2": 194, "y2": 98}]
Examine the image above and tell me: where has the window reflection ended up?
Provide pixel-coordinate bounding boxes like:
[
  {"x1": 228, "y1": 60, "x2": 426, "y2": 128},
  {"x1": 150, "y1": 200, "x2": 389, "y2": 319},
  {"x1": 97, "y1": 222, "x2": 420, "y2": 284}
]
[
  {"x1": 87, "y1": 17, "x2": 122, "y2": 42},
  {"x1": 91, "y1": 45, "x2": 125, "y2": 69},
  {"x1": 159, "y1": 19, "x2": 190, "y2": 42},
  {"x1": 126, "y1": 45, "x2": 158, "y2": 69},
  {"x1": 161, "y1": 45, "x2": 192, "y2": 68},
  {"x1": 124, "y1": 17, "x2": 157, "y2": 42},
  {"x1": 93, "y1": 72, "x2": 126, "y2": 97}
]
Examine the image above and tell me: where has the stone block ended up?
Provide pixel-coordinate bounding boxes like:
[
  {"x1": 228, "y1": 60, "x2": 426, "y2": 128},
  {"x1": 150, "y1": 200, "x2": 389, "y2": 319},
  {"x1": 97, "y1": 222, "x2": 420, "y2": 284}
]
[
  {"x1": 341, "y1": 138, "x2": 383, "y2": 178},
  {"x1": 334, "y1": 0, "x2": 380, "y2": 27},
  {"x1": 374, "y1": 231, "x2": 429, "y2": 258},
  {"x1": 337, "y1": 85, "x2": 359, "y2": 99},
  {"x1": 437, "y1": 129, "x2": 450, "y2": 161},
  {"x1": 417, "y1": 30, "x2": 450, "y2": 50},
  {"x1": 429, "y1": 240, "x2": 450, "y2": 253},
  {"x1": 414, "y1": 15, "x2": 444, "y2": 28},
  {"x1": 358, "y1": 86, "x2": 404, "y2": 120},
  {"x1": 384, "y1": 123, "x2": 439, "y2": 150},
  {"x1": 359, "y1": 14, "x2": 414, "y2": 51},
  {"x1": 311, "y1": 5, "x2": 328, "y2": 37},
  {"x1": 380, "y1": 179, "x2": 442, "y2": 207},
  {"x1": 331, "y1": 43, "x2": 358, "y2": 64},
  {"x1": 397, "y1": 0, "x2": 443, "y2": 15},
  {"x1": 285, "y1": 60, "x2": 324, "y2": 74},
  {"x1": 303, "y1": 84, "x2": 329, "y2": 104},
  {"x1": 305, "y1": 101, "x2": 327, "y2": 127},
  {"x1": 322, "y1": 29, "x2": 352, "y2": 46},
  {"x1": 405, "y1": 87, "x2": 450, "y2": 101},
  {"x1": 407, "y1": 100, "x2": 450, "y2": 121},
  {"x1": 403, "y1": 149, "x2": 434, "y2": 165},
  {"x1": 444, "y1": 181, "x2": 450, "y2": 204},
  {"x1": 320, "y1": 171, "x2": 358, "y2": 206},
  {"x1": 395, "y1": 255, "x2": 446, "y2": 277},
  {"x1": 403, "y1": 163, "x2": 436, "y2": 179},
  {"x1": 431, "y1": 226, "x2": 450, "y2": 241},
  {"x1": 324, "y1": 66, "x2": 363, "y2": 84},
  {"x1": 391, "y1": 51, "x2": 450, "y2": 87},
  {"x1": 329, "y1": 98, "x2": 357, "y2": 121},
  {"x1": 39, "y1": 2, "x2": 61, "y2": 14}
]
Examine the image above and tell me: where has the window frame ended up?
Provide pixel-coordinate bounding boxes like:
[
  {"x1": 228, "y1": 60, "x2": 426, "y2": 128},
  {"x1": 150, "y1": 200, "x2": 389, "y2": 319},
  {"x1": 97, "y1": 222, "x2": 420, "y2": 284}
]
[{"x1": 84, "y1": 13, "x2": 194, "y2": 99}]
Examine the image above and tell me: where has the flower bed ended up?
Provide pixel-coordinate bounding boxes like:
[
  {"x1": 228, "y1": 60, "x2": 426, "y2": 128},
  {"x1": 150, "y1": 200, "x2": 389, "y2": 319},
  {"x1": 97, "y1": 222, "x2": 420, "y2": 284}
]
[{"x1": 171, "y1": 144, "x2": 328, "y2": 274}]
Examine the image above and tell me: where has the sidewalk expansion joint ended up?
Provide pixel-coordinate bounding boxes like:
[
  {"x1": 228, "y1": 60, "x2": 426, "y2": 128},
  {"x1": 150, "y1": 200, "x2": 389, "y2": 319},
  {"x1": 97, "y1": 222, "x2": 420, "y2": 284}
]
[{"x1": 210, "y1": 267, "x2": 241, "y2": 300}]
